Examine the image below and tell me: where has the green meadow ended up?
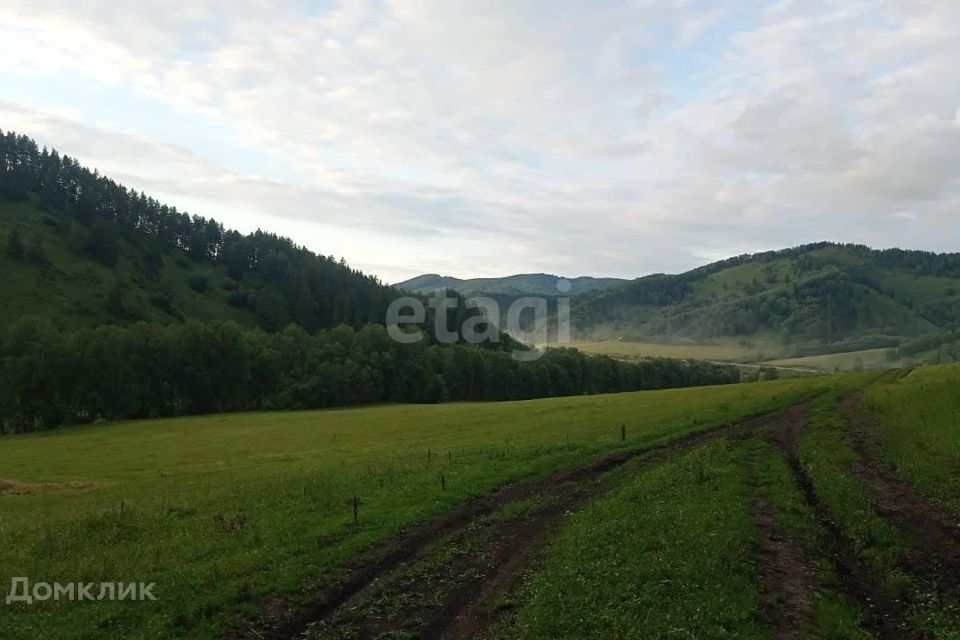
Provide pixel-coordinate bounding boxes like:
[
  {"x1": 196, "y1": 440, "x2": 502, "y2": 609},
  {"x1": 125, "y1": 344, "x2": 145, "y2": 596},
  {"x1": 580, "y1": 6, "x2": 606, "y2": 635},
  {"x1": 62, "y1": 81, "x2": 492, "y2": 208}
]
[
  {"x1": 492, "y1": 368, "x2": 960, "y2": 639},
  {"x1": 0, "y1": 377, "x2": 826, "y2": 639},
  {"x1": 2, "y1": 365, "x2": 959, "y2": 639}
]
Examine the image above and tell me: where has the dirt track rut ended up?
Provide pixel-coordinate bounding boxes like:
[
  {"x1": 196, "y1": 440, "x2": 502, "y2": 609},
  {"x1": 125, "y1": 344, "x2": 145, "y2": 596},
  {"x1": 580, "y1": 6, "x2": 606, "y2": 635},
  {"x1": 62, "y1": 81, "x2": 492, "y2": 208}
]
[{"x1": 231, "y1": 407, "x2": 798, "y2": 640}]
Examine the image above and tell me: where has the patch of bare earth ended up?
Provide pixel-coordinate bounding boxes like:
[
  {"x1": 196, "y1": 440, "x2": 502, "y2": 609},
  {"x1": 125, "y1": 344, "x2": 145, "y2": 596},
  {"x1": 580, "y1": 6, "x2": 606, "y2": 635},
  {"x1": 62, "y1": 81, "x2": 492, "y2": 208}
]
[
  {"x1": 839, "y1": 394, "x2": 960, "y2": 597},
  {"x1": 229, "y1": 405, "x2": 804, "y2": 640},
  {"x1": 749, "y1": 446, "x2": 817, "y2": 640}
]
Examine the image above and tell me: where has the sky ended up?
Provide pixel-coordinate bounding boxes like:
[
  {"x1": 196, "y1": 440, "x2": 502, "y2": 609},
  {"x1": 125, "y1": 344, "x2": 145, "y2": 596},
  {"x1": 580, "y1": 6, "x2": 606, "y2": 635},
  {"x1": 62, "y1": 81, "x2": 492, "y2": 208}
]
[{"x1": 1, "y1": 1, "x2": 958, "y2": 283}]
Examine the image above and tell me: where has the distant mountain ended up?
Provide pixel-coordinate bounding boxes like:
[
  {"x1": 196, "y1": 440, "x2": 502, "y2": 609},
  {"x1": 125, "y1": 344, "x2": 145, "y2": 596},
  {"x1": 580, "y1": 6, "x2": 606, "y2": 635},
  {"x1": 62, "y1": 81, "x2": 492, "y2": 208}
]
[
  {"x1": 396, "y1": 273, "x2": 626, "y2": 297},
  {"x1": 571, "y1": 242, "x2": 960, "y2": 353}
]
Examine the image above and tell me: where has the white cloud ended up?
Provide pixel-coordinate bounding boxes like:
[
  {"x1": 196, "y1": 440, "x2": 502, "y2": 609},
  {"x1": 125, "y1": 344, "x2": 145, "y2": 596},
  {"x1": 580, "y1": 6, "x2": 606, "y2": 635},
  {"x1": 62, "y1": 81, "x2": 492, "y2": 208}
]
[{"x1": 1, "y1": 0, "x2": 959, "y2": 282}]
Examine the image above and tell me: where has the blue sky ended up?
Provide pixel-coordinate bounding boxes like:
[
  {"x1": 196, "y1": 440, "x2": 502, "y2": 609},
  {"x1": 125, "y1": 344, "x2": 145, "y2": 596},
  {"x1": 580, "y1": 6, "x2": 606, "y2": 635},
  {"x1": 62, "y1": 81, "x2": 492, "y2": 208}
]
[{"x1": 1, "y1": 0, "x2": 958, "y2": 283}]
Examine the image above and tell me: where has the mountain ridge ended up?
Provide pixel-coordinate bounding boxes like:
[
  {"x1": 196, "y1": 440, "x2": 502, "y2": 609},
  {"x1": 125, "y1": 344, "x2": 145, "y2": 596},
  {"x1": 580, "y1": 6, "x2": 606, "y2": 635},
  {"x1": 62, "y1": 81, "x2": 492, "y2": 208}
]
[
  {"x1": 570, "y1": 241, "x2": 960, "y2": 352},
  {"x1": 396, "y1": 272, "x2": 627, "y2": 297}
]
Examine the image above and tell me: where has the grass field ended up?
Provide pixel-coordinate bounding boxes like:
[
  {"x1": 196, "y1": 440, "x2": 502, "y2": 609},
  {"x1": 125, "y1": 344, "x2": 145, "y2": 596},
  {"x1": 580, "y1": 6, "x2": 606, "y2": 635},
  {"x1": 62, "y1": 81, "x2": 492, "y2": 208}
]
[
  {"x1": 555, "y1": 338, "x2": 780, "y2": 362},
  {"x1": 862, "y1": 365, "x2": 960, "y2": 513},
  {"x1": 492, "y1": 370, "x2": 960, "y2": 639},
  {"x1": 495, "y1": 438, "x2": 772, "y2": 639},
  {"x1": 0, "y1": 378, "x2": 826, "y2": 639},
  {"x1": 2, "y1": 366, "x2": 960, "y2": 639},
  {"x1": 564, "y1": 339, "x2": 926, "y2": 373},
  {"x1": 760, "y1": 348, "x2": 897, "y2": 371}
]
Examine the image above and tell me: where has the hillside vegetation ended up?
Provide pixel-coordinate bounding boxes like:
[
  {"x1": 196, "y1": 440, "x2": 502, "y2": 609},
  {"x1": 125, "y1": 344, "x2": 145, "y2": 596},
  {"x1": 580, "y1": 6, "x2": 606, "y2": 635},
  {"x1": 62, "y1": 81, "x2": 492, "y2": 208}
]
[
  {"x1": 0, "y1": 129, "x2": 745, "y2": 434},
  {"x1": 0, "y1": 375, "x2": 832, "y2": 639},
  {"x1": 399, "y1": 245, "x2": 960, "y2": 366},
  {"x1": 571, "y1": 243, "x2": 960, "y2": 356},
  {"x1": 396, "y1": 273, "x2": 625, "y2": 297},
  {"x1": 0, "y1": 130, "x2": 397, "y2": 333}
]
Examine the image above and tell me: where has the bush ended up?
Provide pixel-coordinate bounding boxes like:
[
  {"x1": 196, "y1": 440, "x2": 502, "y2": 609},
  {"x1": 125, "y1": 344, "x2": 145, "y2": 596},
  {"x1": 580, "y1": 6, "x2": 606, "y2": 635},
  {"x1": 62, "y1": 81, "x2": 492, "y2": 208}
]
[{"x1": 188, "y1": 275, "x2": 209, "y2": 294}]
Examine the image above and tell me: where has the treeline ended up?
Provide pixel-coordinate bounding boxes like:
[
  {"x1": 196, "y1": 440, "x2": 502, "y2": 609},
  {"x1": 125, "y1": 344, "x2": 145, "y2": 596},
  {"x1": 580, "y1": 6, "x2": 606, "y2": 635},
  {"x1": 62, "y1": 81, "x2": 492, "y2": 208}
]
[
  {"x1": 0, "y1": 319, "x2": 739, "y2": 434},
  {"x1": 894, "y1": 330, "x2": 960, "y2": 360},
  {"x1": 688, "y1": 242, "x2": 960, "y2": 279},
  {"x1": 0, "y1": 129, "x2": 397, "y2": 332}
]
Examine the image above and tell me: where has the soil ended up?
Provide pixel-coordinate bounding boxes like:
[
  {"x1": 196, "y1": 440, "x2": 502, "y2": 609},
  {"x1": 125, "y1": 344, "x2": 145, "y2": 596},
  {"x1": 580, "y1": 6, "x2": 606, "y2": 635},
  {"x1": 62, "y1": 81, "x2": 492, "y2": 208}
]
[{"x1": 750, "y1": 491, "x2": 817, "y2": 639}]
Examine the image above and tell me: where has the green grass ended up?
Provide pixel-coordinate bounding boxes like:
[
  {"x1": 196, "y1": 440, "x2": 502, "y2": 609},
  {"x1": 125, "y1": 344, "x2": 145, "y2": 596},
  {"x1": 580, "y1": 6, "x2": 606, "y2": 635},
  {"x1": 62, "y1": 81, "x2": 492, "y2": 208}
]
[
  {"x1": 693, "y1": 260, "x2": 797, "y2": 299},
  {"x1": 752, "y1": 444, "x2": 870, "y2": 640},
  {"x1": 761, "y1": 348, "x2": 897, "y2": 372},
  {"x1": 0, "y1": 377, "x2": 830, "y2": 639},
  {"x1": 493, "y1": 438, "x2": 768, "y2": 639},
  {"x1": 494, "y1": 375, "x2": 960, "y2": 639},
  {"x1": 556, "y1": 338, "x2": 781, "y2": 362},
  {"x1": 798, "y1": 394, "x2": 910, "y2": 569},
  {"x1": 862, "y1": 364, "x2": 960, "y2": 514},
  {"x1": 881, "y1": 271, "x2": 960, "y2": 307},
  {"x1": 797, "y1": 393, "x2": 960, "y2": 638}
]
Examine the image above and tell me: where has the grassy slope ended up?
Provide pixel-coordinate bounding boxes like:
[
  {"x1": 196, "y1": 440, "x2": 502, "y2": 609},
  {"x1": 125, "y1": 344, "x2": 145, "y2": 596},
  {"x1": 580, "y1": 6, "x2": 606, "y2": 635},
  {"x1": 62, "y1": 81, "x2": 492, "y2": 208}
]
[
  {"x1": 497, "y1": 368, "x2": 960, "y2": 639},
  {"x1": 0, "y1": 378, "x2": 831, "y2": 640},
  {"x1": 558, "y1": 338, "x2": 782, "y2": 363},
  {"x1": 761, "y1": 348, "x2": 897, "y2": 371},
  {"x1": 752, "y1": 443, "x2": 871, "y2": 639},
  {"x1": 0, "y1": 197, "x2": 255, "y2": 330},
  {"x1": 573, "y1": 244, "x2": 956, "y2": 349},
  {"x1": 565, "y1": 339, "x2": 947, "y2": 372}
]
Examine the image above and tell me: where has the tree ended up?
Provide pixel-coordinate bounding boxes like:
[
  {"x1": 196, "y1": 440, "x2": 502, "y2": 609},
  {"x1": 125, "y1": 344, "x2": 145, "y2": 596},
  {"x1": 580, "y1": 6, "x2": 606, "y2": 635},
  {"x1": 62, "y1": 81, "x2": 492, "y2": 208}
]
[
  {"x1": 84, "y1": 220, "x2": 121, "y2": 267},
  {"x1": 5, "y1": 227, "x2": 24, "y2": 259},
  {"x1": 106, "y1": 280, "x2": 134, "y2": 320}
]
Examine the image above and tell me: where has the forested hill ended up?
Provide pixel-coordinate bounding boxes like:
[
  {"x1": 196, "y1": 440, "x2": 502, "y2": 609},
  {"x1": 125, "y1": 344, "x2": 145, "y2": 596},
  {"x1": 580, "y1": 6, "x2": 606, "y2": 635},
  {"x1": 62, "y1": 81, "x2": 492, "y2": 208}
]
[
  {"x1": 0, "y1": 129, "x2": 747, "y2": 435},
  {"x1": 0, "y1": 129, "x2": 397, "y2": 333},
  {"x1": 397, "y1": 273, "x2": 625, "y2": 297},
  {"x1": 572, "y1": 242, "x2": 960, "y2": 349}
]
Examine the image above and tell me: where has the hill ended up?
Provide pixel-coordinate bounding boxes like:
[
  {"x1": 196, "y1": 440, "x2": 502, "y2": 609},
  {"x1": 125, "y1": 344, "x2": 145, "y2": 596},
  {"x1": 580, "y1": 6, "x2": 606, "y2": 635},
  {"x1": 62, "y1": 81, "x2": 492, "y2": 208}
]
[
  {"x1": 571, "y1": 242, "x2": 960, "y2": 356},
  {"x1": 396, "y1": 273, "x2": 625, "y2": 297},
  {"x1": 0, "y1": 129, "x2": 405, "y2": 333}
]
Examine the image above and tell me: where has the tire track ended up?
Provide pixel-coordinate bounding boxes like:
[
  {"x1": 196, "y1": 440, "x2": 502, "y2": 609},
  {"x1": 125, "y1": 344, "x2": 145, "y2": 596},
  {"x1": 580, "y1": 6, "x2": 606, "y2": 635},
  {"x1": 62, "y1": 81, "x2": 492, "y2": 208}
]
[
  {"x1": 749, "y1": 427, "x2": 818, "y2": 640},
  {"x1": 229, "y1": 404, "x2": 806, "y2": 640},
  {"x1": 768, "y1": 400, "x2": 919, "y2": 640},
  {"x1": 838, "y1": 393, "x2": 960, "y2": 598}
]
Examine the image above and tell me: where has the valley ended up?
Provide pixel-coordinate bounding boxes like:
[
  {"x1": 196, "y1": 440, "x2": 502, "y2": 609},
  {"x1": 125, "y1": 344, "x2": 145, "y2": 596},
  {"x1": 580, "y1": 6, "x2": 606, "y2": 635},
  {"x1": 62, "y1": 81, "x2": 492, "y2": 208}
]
[{"x1": 2, "y1": 129, "x2": 959, "y2": 640}]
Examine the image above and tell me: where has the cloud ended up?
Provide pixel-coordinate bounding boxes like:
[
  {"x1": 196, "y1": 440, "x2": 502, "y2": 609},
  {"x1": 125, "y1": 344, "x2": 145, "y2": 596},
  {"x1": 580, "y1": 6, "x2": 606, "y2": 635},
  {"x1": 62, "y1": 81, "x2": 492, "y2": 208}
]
[{"x1": 1, "y1": 0, "x2": 959, "y2": 282}]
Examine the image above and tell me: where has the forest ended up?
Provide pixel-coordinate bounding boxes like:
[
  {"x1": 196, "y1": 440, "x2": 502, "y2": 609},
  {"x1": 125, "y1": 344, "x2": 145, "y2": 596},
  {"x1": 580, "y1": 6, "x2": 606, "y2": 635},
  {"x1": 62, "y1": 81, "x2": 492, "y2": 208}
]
[
  {"x1": 0, "y1": 129, "x2": 744, "y2": 434},
  {"x1": 0, "y1": 318, "x2": 739, "y2": 433},
  {"x1": 0, "y1": 129, "x2": 397, "y2": 332},
  {"x1": 570, "y1": 242, "x2": 960, "y2": 346}
]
